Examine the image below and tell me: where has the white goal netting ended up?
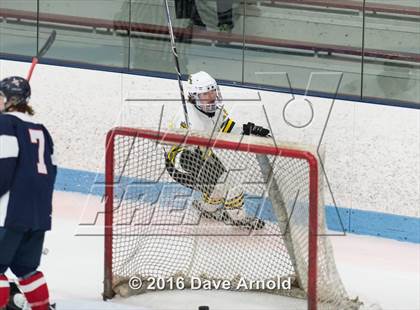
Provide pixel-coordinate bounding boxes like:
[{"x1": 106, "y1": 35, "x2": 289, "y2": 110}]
[{"x1": 103, "y1": 127, "x2": 360, "y2": 310}]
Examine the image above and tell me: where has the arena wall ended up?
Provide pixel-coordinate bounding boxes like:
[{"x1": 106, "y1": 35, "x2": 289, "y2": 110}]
[{"x1": 1, "y1": 59, "x2": 418, "y2": 242}]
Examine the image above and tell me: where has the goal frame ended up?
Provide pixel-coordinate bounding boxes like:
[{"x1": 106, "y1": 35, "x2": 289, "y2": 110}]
[{"x1": 103, "y1": 127, "x2": 319, "y2": 309}]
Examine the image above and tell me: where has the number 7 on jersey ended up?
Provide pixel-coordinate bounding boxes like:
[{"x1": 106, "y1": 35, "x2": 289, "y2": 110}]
[{"x1": 29, "y1": 129, "x2": 48, "y2": 174}]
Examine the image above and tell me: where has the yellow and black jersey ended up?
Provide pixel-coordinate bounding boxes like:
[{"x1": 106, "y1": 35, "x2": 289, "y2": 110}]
[{"x1": 166, "y1": 103, "x2": 237, "y2": 180}]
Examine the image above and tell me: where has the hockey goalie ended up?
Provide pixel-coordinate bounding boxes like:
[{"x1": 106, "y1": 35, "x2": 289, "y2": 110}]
[{"x1": 165, "y1": 71, "x2": 270, "y2": 230}]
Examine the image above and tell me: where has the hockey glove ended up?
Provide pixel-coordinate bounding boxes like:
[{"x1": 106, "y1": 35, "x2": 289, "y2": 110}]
[{"x1": 242, "y1": 122, "x2": 270, "y2": 137}]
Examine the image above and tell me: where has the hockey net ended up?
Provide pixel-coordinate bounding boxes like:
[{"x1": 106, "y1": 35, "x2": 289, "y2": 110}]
[{"x1": 103, "y1": 127, "x2": 360, "y2": 309}]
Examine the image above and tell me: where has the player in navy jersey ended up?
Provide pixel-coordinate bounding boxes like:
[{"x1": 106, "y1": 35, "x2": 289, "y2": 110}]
[{"x1": 0, "y1": 76, "x2": 56, "y2": 310}]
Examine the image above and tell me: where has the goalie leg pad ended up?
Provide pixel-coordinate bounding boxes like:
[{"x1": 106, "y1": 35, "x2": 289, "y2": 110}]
[
  {"x1": 181, "y1": 148, "x2": 226, "y2": 195},
  {"x1": 192, "y1": 200, "x2": 229, "y2": 222},
  {"x1": 166, "y1": 147, "x2": 227, "y2": 196},
  {"x1": 198, "y1": 184, "x2": 245, "y2": 219},
  {"x1": 224, "y1": 205, "x2": 265, "y2": 230},
  {"x1": 0, "y1": 274, "x2": 10, "y2": 308},
  {"x1": 192, "y1": 184, "x2": 229, "y2": 221},
  {"x1": 202, "y1": 193, "x2": 224, "y2": 213},
  {"x1": 223, "y1": 185, "x2": 245, "y2": 219},
  {"x1": 18, "y1": 271, "x2": 49, "y2": 310},
  {"x1": 223, "y1": 186, "x2": 245, "y2": 210},
  {"x1": 222, "y1": 186, "x2": 265, "y2": 230}
]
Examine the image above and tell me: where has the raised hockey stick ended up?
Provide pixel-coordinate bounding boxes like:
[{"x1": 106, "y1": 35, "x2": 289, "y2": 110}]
[
  {"x1": 163, "y1": 0, "x2": 190, "y2": 127},
  {"x1": 27, "y1": 30, "x2": 57, "y2": 81}
]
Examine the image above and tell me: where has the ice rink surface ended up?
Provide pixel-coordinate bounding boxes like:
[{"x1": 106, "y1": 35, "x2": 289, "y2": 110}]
[{"x1": 8, "y1": 191, "x2": 418, "y2": 310}]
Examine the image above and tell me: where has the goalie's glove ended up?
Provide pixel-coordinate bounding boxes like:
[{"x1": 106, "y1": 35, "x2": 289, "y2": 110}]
[{"x1": 242, "y1": 122, "x2": 270, "y2": 137}]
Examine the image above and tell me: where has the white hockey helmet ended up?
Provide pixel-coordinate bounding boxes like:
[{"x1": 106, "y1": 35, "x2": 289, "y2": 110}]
[{"x1": 188, "y1": 71, "x2": 222, "y2": 114}]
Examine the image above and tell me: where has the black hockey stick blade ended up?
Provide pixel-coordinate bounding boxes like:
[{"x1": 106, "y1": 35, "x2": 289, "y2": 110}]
[{"x1": 38, "y1": 30, "x2": 57, "y2": 58}]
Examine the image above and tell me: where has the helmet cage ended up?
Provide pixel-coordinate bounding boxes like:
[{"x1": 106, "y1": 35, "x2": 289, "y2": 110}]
[
  {"x1": 196, "y1": 87, "x2": 222, "y2": 113},
  {"x1": 188, "y1": 76, "x2": 223, "y2": 113}
]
